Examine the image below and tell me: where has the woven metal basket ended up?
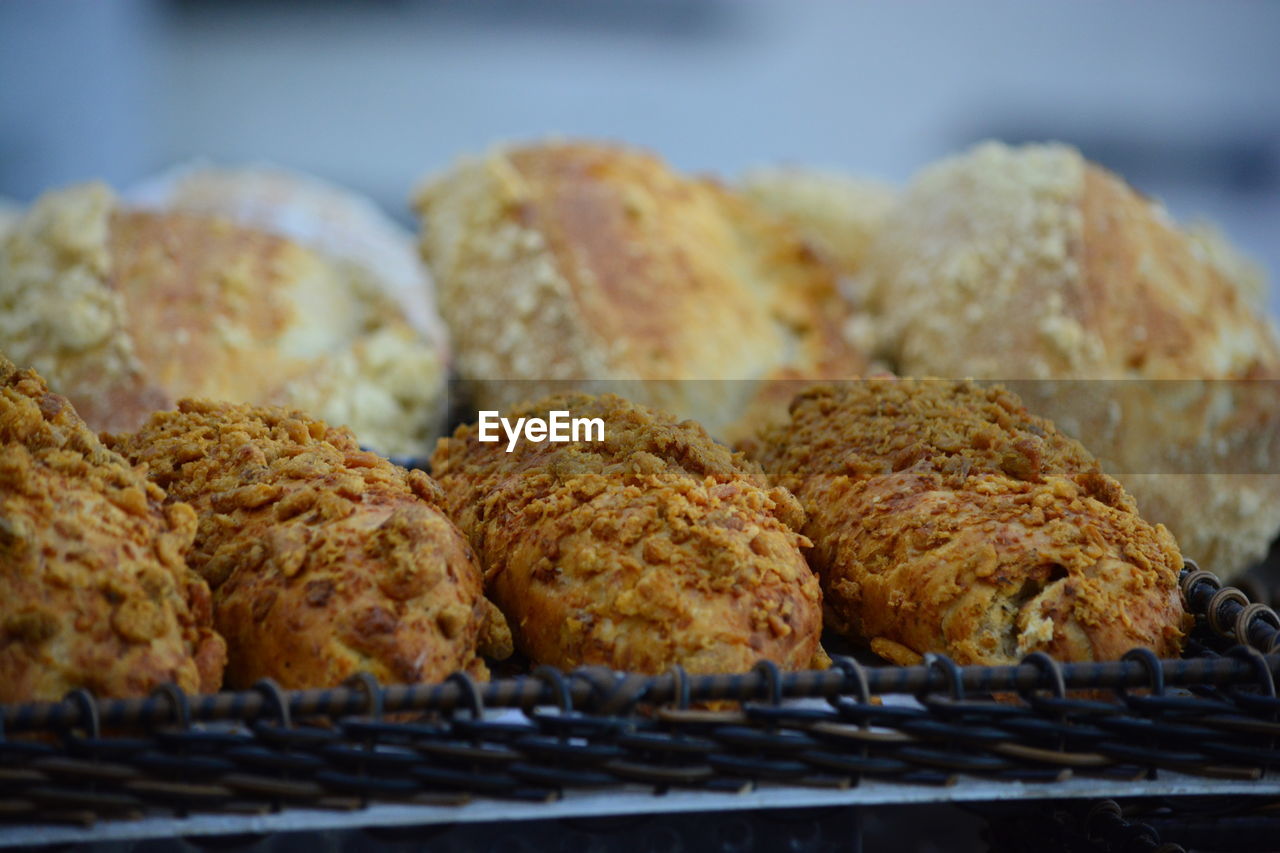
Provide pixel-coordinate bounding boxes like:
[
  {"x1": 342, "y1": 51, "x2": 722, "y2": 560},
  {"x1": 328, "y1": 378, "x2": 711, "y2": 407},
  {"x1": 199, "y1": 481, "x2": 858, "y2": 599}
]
[{"x1": 2, "y1": 563, "x2": 1278, "y2": 851}]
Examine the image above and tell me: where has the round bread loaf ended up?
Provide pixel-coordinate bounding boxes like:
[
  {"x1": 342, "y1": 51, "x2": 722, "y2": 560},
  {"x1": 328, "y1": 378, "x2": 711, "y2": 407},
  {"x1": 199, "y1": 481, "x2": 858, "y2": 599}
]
[
  {"x1": 431, "y1": 393, "x2": 825, "y2": 675},
  {"x1": 0, "y1": 182, "x2": 446, "y2": 457},
  {"x1": 127, "y1": 163, "x2": 450, "y2": 353},
  {"x1": 108, "y1": 400, "x2": 509, "y2": 689},
  {"x1": 414, "y1": 140, "x2": 867, "y2": 440},
  {"x1": 0, "y1": 355, "x2": 225, "y2": 701},
  {"x1": 860, "y1": 141, "x2": 1280, "y2": 578},
  {"x1": 749, "y1": 379, "x2": 1189, "y2": 667}
]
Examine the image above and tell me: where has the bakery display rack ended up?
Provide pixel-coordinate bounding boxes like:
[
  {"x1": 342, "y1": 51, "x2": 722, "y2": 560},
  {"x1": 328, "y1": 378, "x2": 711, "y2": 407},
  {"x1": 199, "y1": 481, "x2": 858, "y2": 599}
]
[{"x1": 1, "y1": 562, "x2": 1278, "y2": 851}]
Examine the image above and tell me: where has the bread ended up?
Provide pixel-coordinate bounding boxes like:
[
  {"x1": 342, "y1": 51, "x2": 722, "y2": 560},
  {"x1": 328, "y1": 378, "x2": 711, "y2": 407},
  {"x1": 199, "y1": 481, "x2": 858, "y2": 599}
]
[
  {"x1": 107, "y1": 400, "x2": 509, "y2": 689},
  {"x1": 0, "y1": 182, "x2": 446, "y2": 457},
  {"x1": 414, "y1": 140, "x2": 867, "y2": 439},
  {"x1": 860, "y1": 141, "x2": 1280, "y2": 577},
  {"x1": 431, "y1": 393, "x2": 824, "y2": 675},
  {"x1": 739, "y1": 167, "x2": 895, "y2": 281},
  {"x1": 0, "y1": 355, "x2": 225, "y2": 701},
  {"x1": 747, "y1": 379, "x2": 1188, "y2": 666},
  {"x1": 127, "y1": 163, "x2": 450, "y2": 353}
]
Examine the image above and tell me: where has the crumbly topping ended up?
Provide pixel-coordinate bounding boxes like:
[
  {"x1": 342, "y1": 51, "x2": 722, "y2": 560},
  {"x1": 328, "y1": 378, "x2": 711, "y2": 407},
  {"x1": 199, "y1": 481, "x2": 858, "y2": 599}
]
[
  {"x1": 864, "y1": 141, "x2": 1092, "y2": 379},
  {"x1": 750, "y1": 378, "x2": 1187, "y2": 666},
  {"x1": 108, "y1": 400, "x2": 499, "y2": 688},
  {"x1": 432, "y1": 393, "x2": 822, "y2": 673},
  {"x1": 0, "y1": 356, "x2": 224, "y2": 700},
  {"x1": 0, "y1": 184, "x2": 144, "y2": 419}
]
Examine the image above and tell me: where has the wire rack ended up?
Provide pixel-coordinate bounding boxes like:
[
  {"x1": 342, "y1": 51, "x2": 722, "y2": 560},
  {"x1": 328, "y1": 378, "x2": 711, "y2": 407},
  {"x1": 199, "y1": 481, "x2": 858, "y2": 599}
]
[{"x1": 2, "y1": 562, "x2": 1279, "y2": 850}]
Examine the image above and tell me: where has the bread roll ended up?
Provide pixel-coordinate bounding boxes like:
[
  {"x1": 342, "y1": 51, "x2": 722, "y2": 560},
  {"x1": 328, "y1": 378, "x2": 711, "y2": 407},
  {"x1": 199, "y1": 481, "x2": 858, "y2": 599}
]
[
  {"x1": 739, "y1": 167, "x2": 895, "y2": 279},
  {"x1": 432, "y1": 393, "x2": 824, "y2": 674},
  {"x1": 414, "y1": 140, "x2": 867, "y2": 439},
  {"x1": 748, "y1": 379, "x2": 1188, "y2": 666},
  {"x1": 861, "y1": 141, "x2": 1280, "y2": 577},
  {"x1": 0, "y1": 182, "x2": 445, "y2": 457},
  {"x1": 127, "y1": 163, "x2": 449, "y2": 353},
  {"x1": 1, "y1": 355, "x2": 224, "y2": 701},
  {"x1": 108, "y1": 400, "x2": 508, "y2": 689}
]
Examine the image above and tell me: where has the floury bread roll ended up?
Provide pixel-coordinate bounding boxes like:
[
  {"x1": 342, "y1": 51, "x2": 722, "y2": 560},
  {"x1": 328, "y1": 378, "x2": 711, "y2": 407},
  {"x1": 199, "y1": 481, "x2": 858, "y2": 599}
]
[
  {"x1": 0, "y1": 181, "x2": 445, "y2": 457},
  {"x1": 431, "y1": 393, "x2": 825, "y2": 675},
  {"x1": 414, "y1": 140, "x2": 867, "y2": 439},
  {"x1": 108, "y1": 400, "x2": 510, "y2": 689},
  {"x1": 748, "y1": 379, "x2": 1189, "y2": 667},
  {"x1": 860, "y1": 141, "x2": 1280, "y2": 578},
  {"x1": 0, "y1": 355, "x2": 225, "y2": 701}
]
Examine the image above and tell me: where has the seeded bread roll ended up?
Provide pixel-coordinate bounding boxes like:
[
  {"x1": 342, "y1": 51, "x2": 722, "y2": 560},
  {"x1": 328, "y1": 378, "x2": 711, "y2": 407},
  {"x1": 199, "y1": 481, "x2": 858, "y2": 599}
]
[
  {"x1": 0, "y1": 182, "x2": 445, "y2": 456},
  {"x1": 1, "y1": 355, "x2": 224, "y2": 701},
  {"x1": 861, "y1": 141, "x2": 1280, "y2": 578},
  {"x1": 108, "y1": 400, "x2": 509, "y2": 689},
  {"x1": 432, "y1": 393, "x2": 825, "y2": 675},
  {"x1": 414, "y1": 140, "x2": 867, "y2": 440},
  {"x1": 748, "y1": 379, "x2": 1188, "y2": 667}
]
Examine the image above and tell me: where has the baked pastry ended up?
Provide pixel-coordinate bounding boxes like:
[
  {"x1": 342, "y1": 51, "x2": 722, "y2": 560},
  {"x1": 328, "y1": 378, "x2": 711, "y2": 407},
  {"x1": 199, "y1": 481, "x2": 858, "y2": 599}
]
[
  {"x1": 414, "y1": 140, "x2": 867, "y2": 439},
  {"x1": 127, "y1": 163, "x2": 450, "y2": 352},
  {"x1": 431, "y1": 393, "x2": 824, "y2": 674},
  {"x1": 0, "y1": 181, "x2": 445, "y2": 457},
  {"x1": 108, "y1": 400, "x2": 509, "y2": 689},
  {"x1": 739, "y1": 167, "x2": 895, "y2": 282},
  {"x1": 739, "y1": 168, "x2": 895, "y2": 360},
  {"x1": 859, "y1": 141, "x2": 1280, "y2": 578},
  {"x1": 0, "y1": 355, "x2": 224, "y2": 701},
  {"x1": 747, "y1": 379, "x2": 1188, "y2": 666}
]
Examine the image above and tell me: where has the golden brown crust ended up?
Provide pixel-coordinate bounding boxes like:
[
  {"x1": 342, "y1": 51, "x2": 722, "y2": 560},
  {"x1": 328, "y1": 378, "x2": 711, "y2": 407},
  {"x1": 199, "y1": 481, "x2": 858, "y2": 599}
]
[
  {"x1": 749, "y1": 379, "x2": 1188, "y2": 666},
  {"x1": 128, "y1": 164, "x2": 452, "y2": 354},
  {"x1": 865, "y1": 143, "x2": 1280, "y2": 381},
  {"x1": 1077, "y1": 165, "x2": 1280, "y2": 378},
  {"x1": 0, "y1": 184, "x2": 446, "y2": 456},
  {"x1": 431, "y1": 393, "x2": 823, "y2": 674},
  {"x1": 861, "y1": 142, "x2": 1280, "y2": 577},
  {"x1": 0, "y1": 355, "x2": 224, "y2": 701},
  {"x1": 107, "y1": 400, "x2": 500, "y2": 689},
  {"x1": 108, "y1": 209, "x2": 299, "y2": 406},
  {"x1": 414, "y1": 140, "x2": 866, "y2": 439}
]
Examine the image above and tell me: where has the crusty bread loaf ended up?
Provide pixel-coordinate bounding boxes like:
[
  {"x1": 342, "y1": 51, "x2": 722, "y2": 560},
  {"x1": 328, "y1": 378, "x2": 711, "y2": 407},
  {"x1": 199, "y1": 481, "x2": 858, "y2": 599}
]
[
  {"x1": 860, "y1": 142, "x2": 1280, "y2": 577},
  {"x1": 414, "y1": 140, "x2": 867, "y2": 439},
  {"x1": 0, "y1": 183, "x2": 446, "y2": 456},
  {"x1": 127, "y1": 163, "x2": 450, "y2": 354},
  {"x1": 748, "y1": 379, "x2": 1189, "y2": 667},
  {"x1": 432, "y1": 393, "x2": 824, "y2": 674},
  {"x1": 0, "y1": 355, "x2": 225, "y2": 701},
  {"x1": 108, "y1": 400, "x2": 509, "y2": 689}
]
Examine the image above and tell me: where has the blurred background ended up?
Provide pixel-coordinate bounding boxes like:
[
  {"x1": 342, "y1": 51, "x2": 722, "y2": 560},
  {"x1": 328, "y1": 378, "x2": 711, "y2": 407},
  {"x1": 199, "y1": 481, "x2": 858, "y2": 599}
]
[{"x1": 2, "y1": 0, "x2": 1278, "y2": 308}]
